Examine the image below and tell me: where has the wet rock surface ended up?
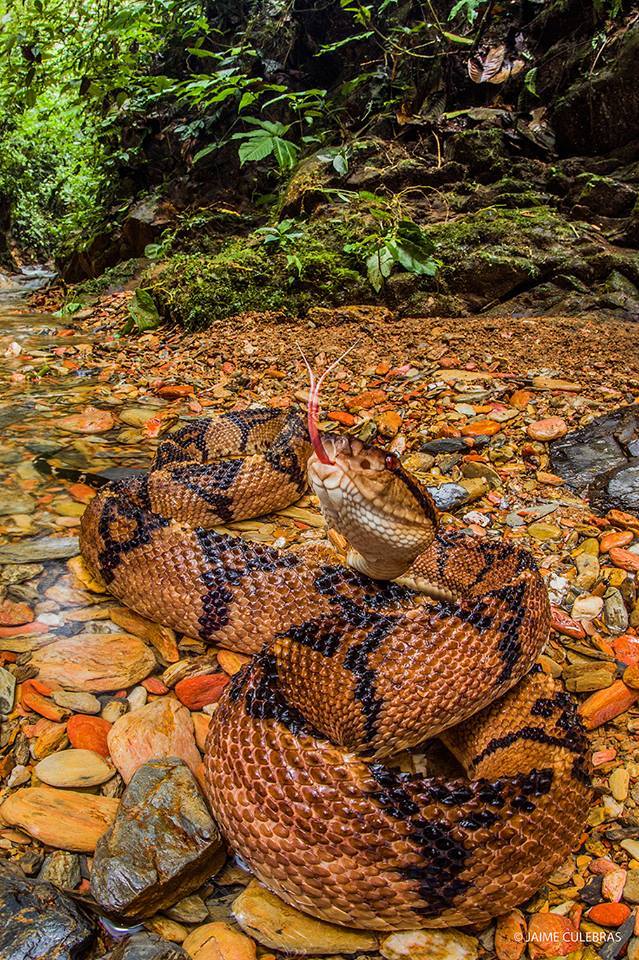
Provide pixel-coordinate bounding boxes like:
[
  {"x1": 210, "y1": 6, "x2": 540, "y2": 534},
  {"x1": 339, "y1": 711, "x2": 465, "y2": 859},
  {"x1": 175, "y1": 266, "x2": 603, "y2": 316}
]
[
  {"x1": 102, "y1": 932, "x2": 189, "y2": 960},
  {"x1": 550, "y1": 405, "x2": 639, "y2": 511},
  {"x1": 0, "y1": 860, "x2": 95, "y2": 960},
  {"x1": 91, "y1": 758, "x2": 225, "y2": 922}
]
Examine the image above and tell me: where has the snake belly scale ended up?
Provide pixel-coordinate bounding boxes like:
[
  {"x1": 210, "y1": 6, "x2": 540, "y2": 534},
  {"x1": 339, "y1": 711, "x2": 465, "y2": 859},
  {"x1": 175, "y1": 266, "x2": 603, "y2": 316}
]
[{"x1": 79, "y1": 406, "x2": 592, "y2": 931}]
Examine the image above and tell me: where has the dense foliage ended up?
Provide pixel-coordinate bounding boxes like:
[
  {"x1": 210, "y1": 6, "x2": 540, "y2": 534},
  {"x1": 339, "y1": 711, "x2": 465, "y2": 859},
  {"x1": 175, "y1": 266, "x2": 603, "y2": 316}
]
[{"x1": 0, "y1": 0, "x2": 631, "y2": 259}]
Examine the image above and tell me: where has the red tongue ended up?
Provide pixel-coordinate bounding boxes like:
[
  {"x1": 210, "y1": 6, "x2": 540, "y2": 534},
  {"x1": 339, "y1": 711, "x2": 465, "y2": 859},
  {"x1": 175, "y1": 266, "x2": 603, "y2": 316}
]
[
  {"x1": 307, "y1": 375, "x2": 334, "y2": 465},
  {"x1": 299, "y1": 344, "x2": 358, "y2": 466}
]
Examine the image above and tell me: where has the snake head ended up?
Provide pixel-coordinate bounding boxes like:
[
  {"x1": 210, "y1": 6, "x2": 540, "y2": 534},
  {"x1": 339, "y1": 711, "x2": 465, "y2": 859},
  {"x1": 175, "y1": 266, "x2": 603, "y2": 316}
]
[{"x1": 308, "y1": 435, "x2": 438, "y2": 581}]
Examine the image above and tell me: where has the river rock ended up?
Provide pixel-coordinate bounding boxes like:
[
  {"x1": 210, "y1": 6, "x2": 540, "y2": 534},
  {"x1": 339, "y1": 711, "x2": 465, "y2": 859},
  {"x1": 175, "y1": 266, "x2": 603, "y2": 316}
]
[
  {"x1": 232, "y1": 881, "x2": 378, "y2": 954},
  {"x1": 0, "y1": 536, "x2": 79, "y2": 563},
  {"x1": 39, "y1": 850, "x2": 82, "y2": 889},
  {"x1": 427, "y1": 482, "x2": 469, "y2": 511},
  {"x1": 0, "y1": 490, "x2": 36, "y2": 515},
  {"x1": 103, "y1": 932, "x2": 189, "y2": 960},
  {"x1": 527, "y1": 417, "x2": 567, "y2": 441},
  {"x1": 380, "y1": 929, "x2": 478, "y2": 960},
  {"x1": 107, "y1": 697, "x2": 201, "y2": 783},
  {"x1": 35, "y1": 748, "x2": 115, "y2": 788},
  {"x1": 67, "y1": 713, "x2": 112, "y2": 755},
  {"x1": 31, "y1": 632, "x2": 156, "y2": 691},
  {"x1": 182, "y1": 922, "x2": 256, "y2": 960},
  {"x1": 0, "y1": 860, "x2": 94, "y2": 960},
  {"x1": 91, "y1": 757, "x2": 225, "y2": 921},
  {"x1": 604, "y1": 588, "x2": 629, "y2": 634},
  {"x1": 549, "y1": 405, "x2": 639, "y2": 512},
  {"x1": 0, "y1": 786, "x2": 118, "y2": 851},
  {"x1": 166, "y1": 894, "x2": 209, "y2": 925},
  {"x1": 52, "y1": 690, "x2": 101, "y2": 714},
  {"x1": 0, "y1": 665, "x2": 16, "y2": 713}
]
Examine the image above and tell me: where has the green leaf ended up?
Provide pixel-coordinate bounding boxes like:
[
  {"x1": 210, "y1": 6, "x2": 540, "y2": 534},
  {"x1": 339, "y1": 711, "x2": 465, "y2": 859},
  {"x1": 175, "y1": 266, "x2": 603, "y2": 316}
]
[
  {"x1": 366, "y1": 245, "x2": 395, "y2": 292},
  {"x1": 388, "y1": 240, "x2": 439, "y2": 276},
  {"x1": 192, "y1": 142, "x2": 218, "y2": 164},
  {"x1": 238, "y1": 91, "x2": 258, "y2": 112},
  {"x1": 272, "y1": 137, "x2": 299, "y2": 171},
  {"x1": 127, "y1": 288, "x2": 160, "y2": 333},
  {"x1": 238, "y1": 135, "x2": 275, "y2": 165},
  {"x1": 186, "y1": 47, "x2": 219, "y2": 57},
  {"x1": 316, "y1": 31, "x2": 373, "y2": 54},
  {"x1": 440, "y1": 30, "x2": 474, "y2": 45}
]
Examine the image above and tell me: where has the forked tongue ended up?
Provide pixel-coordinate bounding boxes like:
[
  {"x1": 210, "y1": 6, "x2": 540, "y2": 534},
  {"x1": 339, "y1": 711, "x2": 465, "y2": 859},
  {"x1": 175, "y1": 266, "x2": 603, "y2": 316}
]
[{"x1": 299, "y1": 345, "x2": 357, "y2": 465}]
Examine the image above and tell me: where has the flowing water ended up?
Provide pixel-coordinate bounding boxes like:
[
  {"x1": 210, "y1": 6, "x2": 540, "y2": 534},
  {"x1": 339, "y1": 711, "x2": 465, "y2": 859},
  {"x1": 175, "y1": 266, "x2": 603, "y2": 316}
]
[{"x1": 0, "y1": 273, "x2": 151, "y2": 655}]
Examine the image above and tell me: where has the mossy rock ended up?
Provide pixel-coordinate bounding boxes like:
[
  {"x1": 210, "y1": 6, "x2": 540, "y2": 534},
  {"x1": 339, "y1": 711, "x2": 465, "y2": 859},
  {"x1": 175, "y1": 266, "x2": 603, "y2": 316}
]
[
  {"x1": 147, "y1": 235, "x2": 371, "y2": 329},
  {"x1": 444, "y1": 128, "x2": 508, "y2": 181},
  {"x1": 429, "y1": 207, "x2": 581, "y2": 300}
]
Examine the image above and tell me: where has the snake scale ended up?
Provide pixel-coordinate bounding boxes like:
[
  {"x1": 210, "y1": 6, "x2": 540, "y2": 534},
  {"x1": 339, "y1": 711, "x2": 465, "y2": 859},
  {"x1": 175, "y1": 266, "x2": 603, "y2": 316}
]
[{"x1": 79, "y1": 402, "x2": 592, "y2": 931}]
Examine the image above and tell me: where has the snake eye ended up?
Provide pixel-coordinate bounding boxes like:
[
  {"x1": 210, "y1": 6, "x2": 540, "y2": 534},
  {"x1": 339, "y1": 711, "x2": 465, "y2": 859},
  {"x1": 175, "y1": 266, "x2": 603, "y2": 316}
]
[{"x1": 385, "y1": 452, "x2": 400, "y2": 472}]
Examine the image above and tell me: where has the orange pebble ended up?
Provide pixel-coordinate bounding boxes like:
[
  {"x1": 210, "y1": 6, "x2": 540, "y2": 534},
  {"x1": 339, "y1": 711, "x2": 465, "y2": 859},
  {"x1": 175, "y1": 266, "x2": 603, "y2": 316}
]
[
  {"x1": 588, "y1": 902, "x2": 631, "y2": 926},
  {"x1": 175, "y1": 673, "x2": 230, "y2": 710},
  {"x1": 67, "y1": 714, "x2": 112, "y2": 757},
  {"x1": 327, "y1": 411, "x2": 356, "y2": 426},
  {"x1": 600, "y1": 530, "x2": 634, "y2": 553},
  {"x1": 527, "y1": 913, "x2": 578, "y2": 958},
  {"x1": 578, "y1": 680, "x2": 639, "y2": 730},
  {"x1": 0, "y1": 621, "x2": 49, "y2": 639},
  {"x1": 0, "y1": 600, "x2": 34, "y2": 626},
  {"x1": 509, "y1": 389, "x2": 532, "y2": 410},
  {"x1": 20, "y1": 680, "x2": 66, "y2": 722},
  {"x1": 609, "y1": 547, "x2": 639, "y2": 572},
  {"x1": 142, "y1": 676, "x2": 170, "y2": 695},
  {"x1": 461, "y1": 419, "x2": 501, "y2": 437},
  {"x1": 612, "y1": 634, "x2": 639, "y2": 666}
]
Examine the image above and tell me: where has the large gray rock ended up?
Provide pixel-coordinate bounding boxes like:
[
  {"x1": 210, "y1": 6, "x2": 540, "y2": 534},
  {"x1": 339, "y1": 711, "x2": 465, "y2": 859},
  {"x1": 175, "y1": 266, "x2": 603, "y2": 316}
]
[
  {"x1": 91, "y1": 757, "x2": 225, "y2": 922},
  {"x1": 550, "y1": 405, "x2": 639, "y2": 512},
  {"x1": 0, "y1": 860, "x2": 94, "y2": 960},
  {"x1": 102, "y1": 932, "x2": 188, "y2": 960}
]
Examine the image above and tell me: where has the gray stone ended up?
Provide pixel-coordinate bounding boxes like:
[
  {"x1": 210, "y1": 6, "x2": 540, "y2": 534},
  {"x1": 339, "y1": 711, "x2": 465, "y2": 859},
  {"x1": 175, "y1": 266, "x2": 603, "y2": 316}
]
[
  {"x1": 102, "y1": 932, "x2": 188, "y2": 960},
  {"x1": 39, "y1": 850, "x2": 82, "y2": 890},
  {"x1": 0, "y1": 666, "x2": 16, "y2": 714},
  {"x1": 604, "y1": 588, "x2": 629, "y2": 635},
  {"x1": 91, "y1": 758, "x2": 225, "y2": 922},
  {"x1": 0, "y1": 490, "x2": 36, "y2": 516},
  {"x1": 426, "y1": 482, "x2": 469, "y2": 511},
  {"x1": 0, "y1": 860, "x2": 94, "y2": 960},
  {"x1": 0, "y1": 537, "x2": 79, "y2": 564},
  {"x1": 550, "y1": 405, "x2": 639, "y2": 512}
]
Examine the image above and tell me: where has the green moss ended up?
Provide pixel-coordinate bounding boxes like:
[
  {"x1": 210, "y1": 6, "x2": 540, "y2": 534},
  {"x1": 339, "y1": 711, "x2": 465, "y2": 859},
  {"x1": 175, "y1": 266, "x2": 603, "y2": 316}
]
[
  {"x1": 445, "y1": 128, "x2": 508, "y2": 178},
  {"x1": 70, "y1": 258, "x2": 144, "y2": 302},
  {"x1": 148, "y1": 232, "x2": 371, "y2": 329},
  {"x1": 429, "y1": 207, "x2": 581, "y2": 299}
]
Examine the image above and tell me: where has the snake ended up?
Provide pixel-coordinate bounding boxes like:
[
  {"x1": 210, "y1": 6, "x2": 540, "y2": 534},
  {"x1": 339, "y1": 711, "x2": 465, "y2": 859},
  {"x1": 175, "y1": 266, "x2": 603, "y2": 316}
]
[{"x1": 79, "y1": 387, "x2": 592, "y2": 932}]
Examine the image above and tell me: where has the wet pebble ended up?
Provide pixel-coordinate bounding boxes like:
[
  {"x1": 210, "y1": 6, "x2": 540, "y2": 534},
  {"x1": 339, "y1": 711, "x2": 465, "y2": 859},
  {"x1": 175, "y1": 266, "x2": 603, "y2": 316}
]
[
  {"x1": 182, "y1": 922, "x2": 256, "y2": 960},
  {"x1": 34, "y1": 748, "x2": 115, "y2": 788},
  {"x1": 527, "y1": 417, "x2": 568, "y2": 441},
  {"x1": 380, "y1": 929, "x2": 478, "y2": 960},
  {"x1": 0, "y1": 786, "x2": 118, "y2": 851},
  {"x1": 107, "y1": 697, "x2": 201, "y2": 783},
  {"x1": 67, "y1": 713, "x2": 112, "y2": 756},
  {"x1": 31, "y1": 632, "x2": 155, "y2": 692},
  {"x1": 232, "y1": 881, "x2": 378, "y2": 954},
  {"x1": 52, "y1": 690, "x2": 101, "y2": 714},
  {"x1": 91, "y1": 758, "x2": 225, "y2": 921}
]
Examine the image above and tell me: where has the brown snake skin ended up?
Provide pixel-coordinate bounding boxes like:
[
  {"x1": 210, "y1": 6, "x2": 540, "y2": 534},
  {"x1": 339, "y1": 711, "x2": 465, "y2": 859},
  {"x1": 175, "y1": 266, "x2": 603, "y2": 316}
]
[{"x1": 79, "y1": 407, "x2": 592, "y2": 931}]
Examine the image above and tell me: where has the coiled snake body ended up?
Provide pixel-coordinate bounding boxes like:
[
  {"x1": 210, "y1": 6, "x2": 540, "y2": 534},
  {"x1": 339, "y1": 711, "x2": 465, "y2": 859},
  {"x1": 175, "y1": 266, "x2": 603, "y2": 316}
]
[{"x1": 80, "y1": 407, "x2": 591, "y2": 931}]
